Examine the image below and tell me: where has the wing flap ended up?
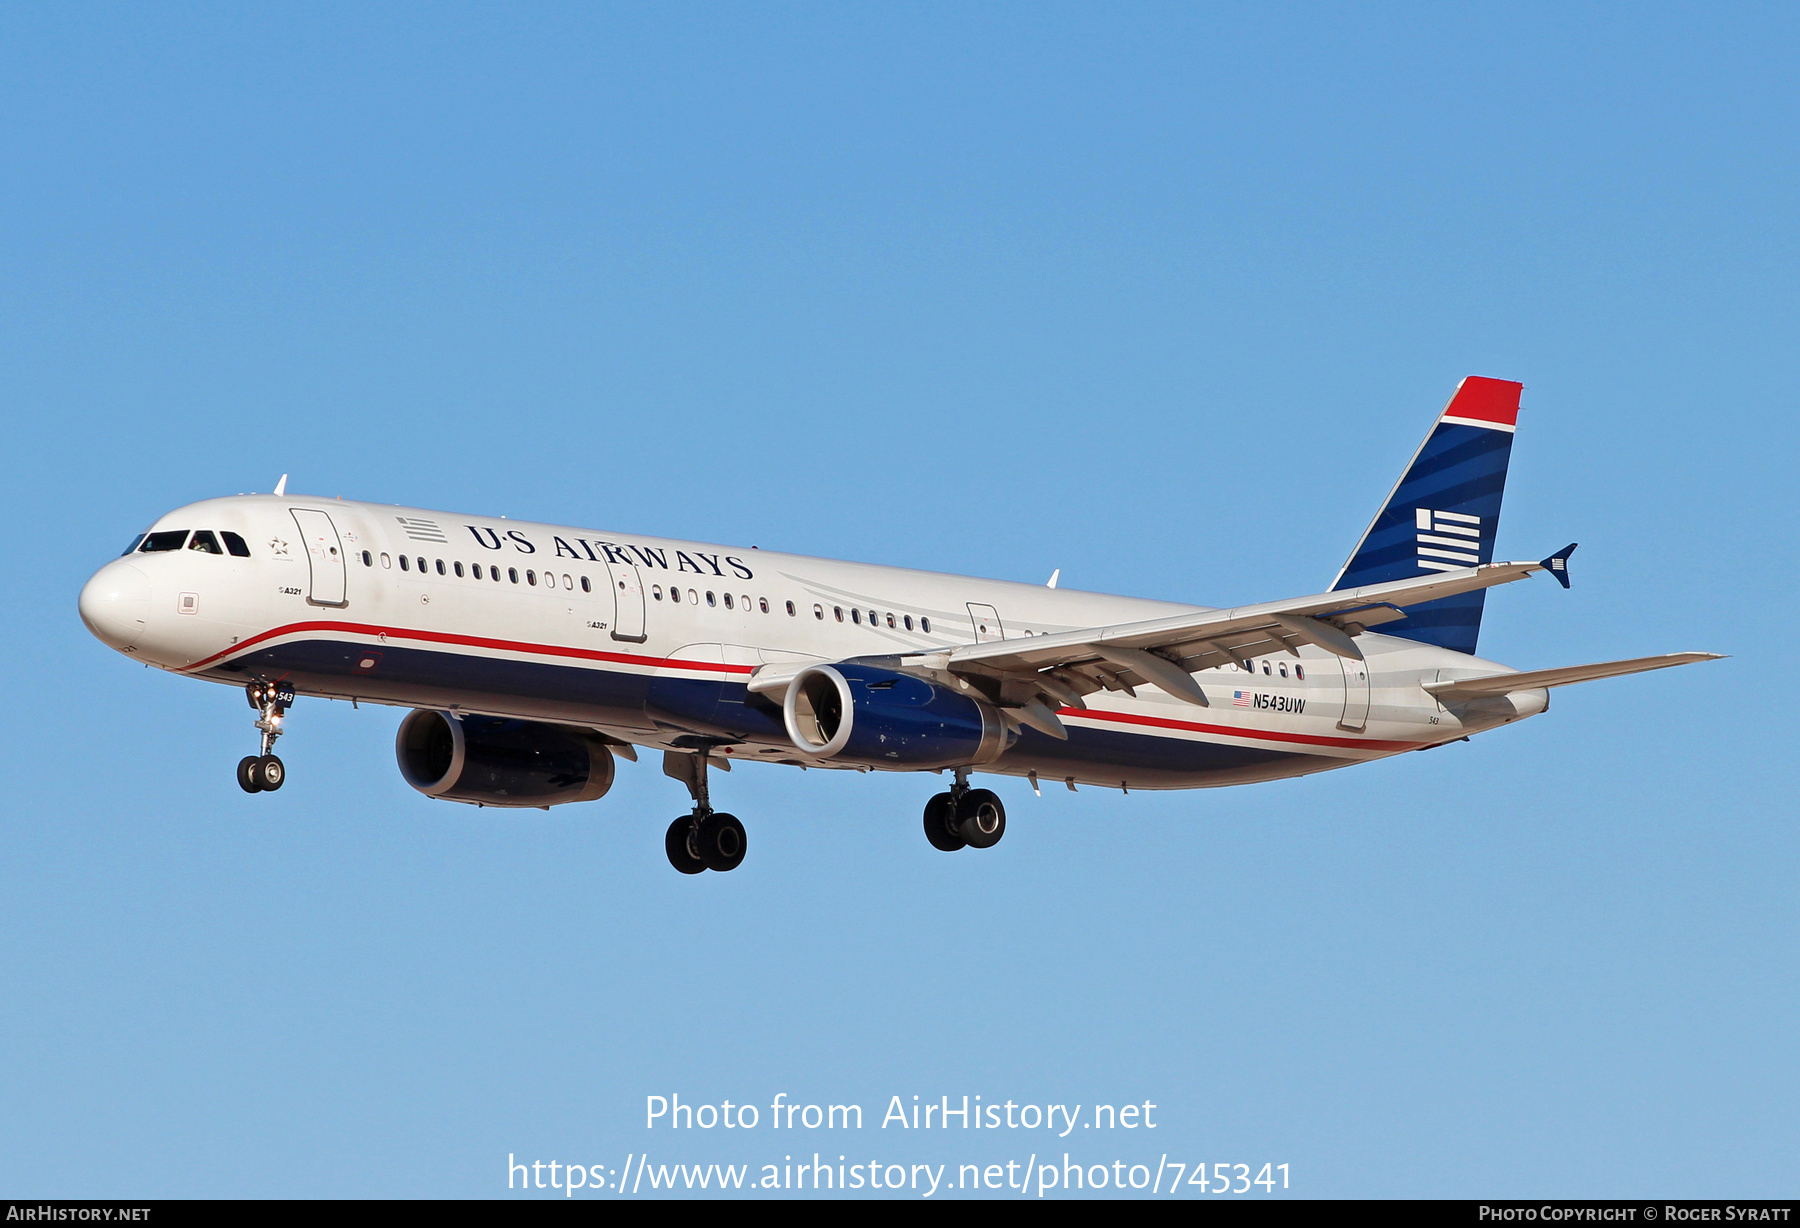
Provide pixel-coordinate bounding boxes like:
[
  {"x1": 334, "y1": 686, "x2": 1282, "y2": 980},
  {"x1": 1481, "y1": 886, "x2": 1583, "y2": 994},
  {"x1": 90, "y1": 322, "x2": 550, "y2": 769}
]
[{"x1": 1422, "y1": 652, "x2": 1724, "y2": 701}]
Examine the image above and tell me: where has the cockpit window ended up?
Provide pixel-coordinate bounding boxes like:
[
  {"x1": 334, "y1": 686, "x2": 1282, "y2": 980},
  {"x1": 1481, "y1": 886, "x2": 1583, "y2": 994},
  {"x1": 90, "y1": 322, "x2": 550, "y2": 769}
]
[
  {"x1": 139, "y1": 530, "x2": 189, "y2": 552},
  {"x1": 121, "y1": 534, "x2": 146, "y2": 556},
  {"x1": 221, "y1": 531, "x2": 251, "y2": 557},
  {"x1": 188, "y1": 530, "x2": 223, "y2": 555}
]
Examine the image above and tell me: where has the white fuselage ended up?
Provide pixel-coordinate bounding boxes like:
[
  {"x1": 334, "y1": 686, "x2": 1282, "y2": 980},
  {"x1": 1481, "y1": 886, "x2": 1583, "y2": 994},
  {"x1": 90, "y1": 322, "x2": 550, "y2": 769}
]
[{"x1": 79, "y1": 494, "x2": 1547, "y2": 790}]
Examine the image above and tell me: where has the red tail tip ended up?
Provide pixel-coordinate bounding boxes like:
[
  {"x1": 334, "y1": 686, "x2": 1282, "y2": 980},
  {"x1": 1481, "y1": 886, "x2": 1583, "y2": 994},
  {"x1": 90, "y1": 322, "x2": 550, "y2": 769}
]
[{"x1": 1443, "y1": 376, "x2": 1522, "y2": 427}]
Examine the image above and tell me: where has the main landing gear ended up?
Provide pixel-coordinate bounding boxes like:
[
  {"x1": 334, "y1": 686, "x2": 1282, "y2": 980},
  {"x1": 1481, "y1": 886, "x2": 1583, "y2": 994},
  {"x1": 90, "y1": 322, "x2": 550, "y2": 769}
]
[
  {"x1": 923, "y1": 768, "x2": 1006, "y2": 853},
  {"x1": 663, "y1": 749, "x2": 746, "y2": 874},
  {"x1": 238, "y1": 679, "x2": 295, "y2": 793}
]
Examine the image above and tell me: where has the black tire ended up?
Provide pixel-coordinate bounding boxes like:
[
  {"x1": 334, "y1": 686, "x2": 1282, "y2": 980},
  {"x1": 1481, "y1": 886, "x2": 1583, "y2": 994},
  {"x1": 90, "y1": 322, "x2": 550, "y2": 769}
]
[
  {"x1": 237, "y1": 756, "x2": 263, "y2": 793},
  {"x1": 923, "y1": 792, "x2": 965, "y2": 851},
  {"x1": 665, "y1": 816, "x2": 708, "y2": 874},
  {"x1": 697, "y1": 812, "x2": 747, "y2": 872},
  {"x1": 255, "y1": 755, "x2": 286, "y2": 791},
  {"x1": 956, "y1": 788, "x2": 1005, "y2": 849}
]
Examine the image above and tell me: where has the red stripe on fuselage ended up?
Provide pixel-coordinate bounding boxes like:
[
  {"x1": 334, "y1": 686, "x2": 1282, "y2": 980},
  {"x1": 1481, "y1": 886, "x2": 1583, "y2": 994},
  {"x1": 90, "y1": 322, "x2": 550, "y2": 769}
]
[
  {"x1": 1061, "y1": 706, "x2": 1426, "y2": 753},
  {"x1": 181, "y1": 620, "x2": 755, "y2": 676}
]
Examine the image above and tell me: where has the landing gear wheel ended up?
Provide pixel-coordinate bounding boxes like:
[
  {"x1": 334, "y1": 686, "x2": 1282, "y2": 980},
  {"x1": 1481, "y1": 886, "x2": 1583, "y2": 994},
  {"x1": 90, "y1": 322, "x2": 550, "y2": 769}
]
[
  {"x1": 923, "y1": 792, "x2": 965, "y2": 851},
  {"x1": 665, "y1": 817, "x2": 707, "y2": 875},
  {"x1": 238, "y1": 756, "x2": 263, "y2": 794},
  {"x1": 697, "y1": 812, "x2": 747, "y2": 872},
  {"x1": 956, "y1": 788, "x2": 1005, "y2": 849},
  {"x1": 255, "y1": 755, "x2": 285, "y2": 792}
]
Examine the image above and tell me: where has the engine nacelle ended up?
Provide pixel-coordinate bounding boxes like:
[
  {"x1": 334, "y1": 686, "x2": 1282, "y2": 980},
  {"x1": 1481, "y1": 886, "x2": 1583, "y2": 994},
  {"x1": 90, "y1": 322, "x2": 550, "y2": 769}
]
[
  {"x1": 395, "y1": 710, "x2": 615, "y2": 808},
  {"x1": 782, "y1": 664, "x2": 1010, "y2": 769}
]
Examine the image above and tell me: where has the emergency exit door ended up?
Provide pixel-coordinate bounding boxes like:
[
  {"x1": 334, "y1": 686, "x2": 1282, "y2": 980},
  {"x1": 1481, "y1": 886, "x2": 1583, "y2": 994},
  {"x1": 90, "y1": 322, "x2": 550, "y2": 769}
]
[{"x1": 290, "y1": 508, "x2": 347, "y2": 607}]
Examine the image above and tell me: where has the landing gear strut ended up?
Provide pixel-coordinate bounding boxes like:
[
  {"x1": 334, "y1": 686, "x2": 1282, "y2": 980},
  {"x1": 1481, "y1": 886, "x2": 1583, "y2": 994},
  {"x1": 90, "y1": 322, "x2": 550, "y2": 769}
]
[
  {"x1": 663, "y1": 749, "x2": 746, "y2": 874},
  {"x1": 923, "y1": 767, "x2": 1006, "y2": 852},
  {"x1": 238, "y1": 679, "x2": 293, "y2": 793}
]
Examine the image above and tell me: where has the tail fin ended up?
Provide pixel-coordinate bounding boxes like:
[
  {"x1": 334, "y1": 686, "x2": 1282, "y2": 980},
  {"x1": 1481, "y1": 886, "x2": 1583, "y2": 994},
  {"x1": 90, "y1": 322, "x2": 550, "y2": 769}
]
[{"x1": 1331, "y1": 376, "x2": 1522, "y2": 655}]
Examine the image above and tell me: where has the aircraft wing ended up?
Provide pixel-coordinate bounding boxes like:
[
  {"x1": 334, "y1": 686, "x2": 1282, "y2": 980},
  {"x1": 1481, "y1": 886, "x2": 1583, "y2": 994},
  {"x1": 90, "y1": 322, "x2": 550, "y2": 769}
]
[
  {"x1": 1420, "y1": 652, "x2": 1724, "y2": 701},
  {"x1": 745, "y1": 551, "x2": 1580, "y2": 742},
  {"x1": 921, "y1": 556, "x2": 1564, "y2": 697}
]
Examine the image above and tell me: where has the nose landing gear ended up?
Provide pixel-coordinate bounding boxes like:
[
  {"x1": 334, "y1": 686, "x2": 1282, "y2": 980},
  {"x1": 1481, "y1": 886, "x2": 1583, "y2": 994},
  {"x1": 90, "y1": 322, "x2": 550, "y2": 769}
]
[
  {"x1": 238, "y1": 679, "x2": 294, "y2": 793},
  {"x1": 663, "y1": 749, "x2": 747, "y2": 874},
  {"x1": 923, "y1": 768, "x2": 1006, "y2": 853}
]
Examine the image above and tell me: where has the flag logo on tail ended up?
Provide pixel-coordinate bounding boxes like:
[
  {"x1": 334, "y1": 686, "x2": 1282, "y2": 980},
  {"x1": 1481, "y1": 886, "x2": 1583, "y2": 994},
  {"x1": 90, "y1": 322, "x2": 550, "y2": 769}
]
[{"x1": 1415, "y1": 508, "x2": 1482, "y2": 573}]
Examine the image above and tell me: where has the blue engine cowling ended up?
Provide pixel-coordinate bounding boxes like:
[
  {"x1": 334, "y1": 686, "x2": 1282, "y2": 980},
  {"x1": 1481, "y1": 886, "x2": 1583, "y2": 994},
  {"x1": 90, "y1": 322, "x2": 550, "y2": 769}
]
[
  {"x1": 781, "y1": 664, "x2": 1010, "y2": 768},
  {"x1": 396, "y1": 710, "x2": 616, "y2": 808}
]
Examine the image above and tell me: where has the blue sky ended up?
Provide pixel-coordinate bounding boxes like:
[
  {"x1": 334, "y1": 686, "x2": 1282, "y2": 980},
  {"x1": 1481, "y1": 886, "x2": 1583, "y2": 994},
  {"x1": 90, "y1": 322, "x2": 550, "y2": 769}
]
[{"x1": 1, "y1": 3, "x2": 1794, "y2": 1198}]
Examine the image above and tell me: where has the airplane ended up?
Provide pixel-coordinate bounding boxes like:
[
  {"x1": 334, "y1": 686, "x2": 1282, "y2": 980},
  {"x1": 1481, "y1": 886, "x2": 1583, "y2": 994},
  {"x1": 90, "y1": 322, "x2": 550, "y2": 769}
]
[{"x1": 78, "y1": 376, "x2": 1720, "y2": 874}]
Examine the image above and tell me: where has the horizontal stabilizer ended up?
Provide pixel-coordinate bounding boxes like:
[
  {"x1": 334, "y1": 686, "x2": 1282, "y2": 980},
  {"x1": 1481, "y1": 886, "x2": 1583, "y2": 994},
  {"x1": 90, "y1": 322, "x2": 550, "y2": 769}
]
[{"x1": 1422, "y1": 652, "x2": 1724, "y2": 701}]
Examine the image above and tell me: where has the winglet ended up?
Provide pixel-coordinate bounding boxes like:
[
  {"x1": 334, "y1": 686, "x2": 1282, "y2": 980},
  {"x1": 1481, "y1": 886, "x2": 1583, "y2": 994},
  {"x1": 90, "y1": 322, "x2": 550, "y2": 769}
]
[
  {"x1": 1540, "y1": 542, "x2": 1577, "y2": 588},
  {"x1": 274, "y1": 474, "x2": 289, "y2": 497}
]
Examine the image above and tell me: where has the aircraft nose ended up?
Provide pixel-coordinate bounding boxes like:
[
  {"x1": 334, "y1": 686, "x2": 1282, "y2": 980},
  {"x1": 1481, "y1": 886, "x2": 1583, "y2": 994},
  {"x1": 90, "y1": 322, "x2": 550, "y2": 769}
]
[{"x1": 79, "y1": 561, "x2": 152, "y2": 651}]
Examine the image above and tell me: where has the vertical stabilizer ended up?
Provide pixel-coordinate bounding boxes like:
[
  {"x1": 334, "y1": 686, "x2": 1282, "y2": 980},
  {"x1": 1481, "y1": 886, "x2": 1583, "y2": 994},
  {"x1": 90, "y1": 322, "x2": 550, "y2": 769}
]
[{"x1": 1331, "y1": 377, "x2": 1522, "y2": 655}]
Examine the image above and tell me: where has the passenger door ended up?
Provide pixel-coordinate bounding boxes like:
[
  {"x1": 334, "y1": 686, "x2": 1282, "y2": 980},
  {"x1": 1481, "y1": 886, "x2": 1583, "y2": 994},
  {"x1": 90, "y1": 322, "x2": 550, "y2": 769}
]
[
  {"x1": 290, "y1": 509, "x2": 348, "y2": 607},
  {"x1": 606, "y1": 558, "x2": 647, "y2": 642},
  {"x1": 968, "y1": 603, "x2": 1004, "y2": 643},
  {"x1": 1338, "y1": 656, "x2": 1370, "y2": 731}
]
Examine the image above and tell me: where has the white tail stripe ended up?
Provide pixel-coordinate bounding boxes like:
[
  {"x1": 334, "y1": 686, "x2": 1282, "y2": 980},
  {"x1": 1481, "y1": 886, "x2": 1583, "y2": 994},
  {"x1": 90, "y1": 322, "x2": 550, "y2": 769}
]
[
  {"x1": 1418, "y1": 533, "x2": 1482, "y2": 550},
  {"x1": 1419, "y1": 546, "x2": 1481, "y2": 563},
  {"x1": 1432, "y1": 510, "x2": 1481, "y2": 524},
  {"x1": 1440, "y1": 414, "x2": 1516, "y2": 433}
]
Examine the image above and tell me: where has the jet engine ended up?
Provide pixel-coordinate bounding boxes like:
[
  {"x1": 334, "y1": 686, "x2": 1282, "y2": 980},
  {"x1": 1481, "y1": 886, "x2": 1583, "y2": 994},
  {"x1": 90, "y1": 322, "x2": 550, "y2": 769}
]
[
  {"x1": 782, "y1": 664, "x2": 1010, "y2": 769},
  {"x1": 395, "y1": 710, "x2": 615, "y2": 808}
]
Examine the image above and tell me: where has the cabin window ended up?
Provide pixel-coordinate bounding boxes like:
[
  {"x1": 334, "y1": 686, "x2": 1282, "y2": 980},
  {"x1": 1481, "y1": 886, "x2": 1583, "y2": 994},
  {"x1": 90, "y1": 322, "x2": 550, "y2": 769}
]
[
  {"x1": 706, "y1": 591, "x2": 716, "y2": 607},
  {"x1": 1279, "y1": 662, "x2": 1288, "y2": 678},
  {"x1": 759, "y1": 597, "x2": 769, "y2": 614},
  {"x1": 492, "y1": 566, "x2": 502, "y2": 582},
  {"x1": 1262, "y1": 661, "x2": 1271, "y2": 675},
  {"x1": 886, "y1": 613, "x2": 896, "y2": 628},
  {"x1": 1295, "y1": 665, "x2": 1305, "y2": 680},
  {"x1": 399, "y1": 555, "x2": 410, "y2": 571},
  {"x1": 833, "y1": 606, "x2": 844, "y2": 622},
  {"x1": 435, "y1": 559, "x2": 446, "y2": 576},
  {"x1": 140, "y1": 530, "x2": 189, "y2": 552},
  {"x1": 187, "y1": 530, "x2": 222, "y2": 555},
  {"x1": 580, "y1": 576, "x2": 591, "y2": 593},
  {"x1": 920, "y1": 617, "x2": 931, "y2": 633},
  {"x1": 560, "y1": 574, "x2": 570, "y2": 590},
  {"x1": 787, "y1": 601, "x2": 797, "y2": 616},
  {"x1": 453, "y1": 561, "x2": 464, "y2": 577},
  {"x1": 381, "y1": 553, "x2": 392, "y2": 568},
  {"x1": 668, "y1": 587, "x2": 679, "y2": 603},
  {"x1": 813, "y1": 604, "x2": 823, "y2": 619},
  {"x1": 121, "y1": 534, "x2": 146, "y2": 556},
  {"x1": 868, "y1": 610, "x2": 877, "y2": 625},
  {"x1": 851, "y1": 608, "x2": 861, "y2": 624},
  {"x1": 508, "y1": 567, "x2": 519, "y2": 583},
  {"x1": 222, "y1": 532, "x2": 251, "y2": 557},
  {"x1": 723, "y1": 593, "x2": 734, "y2": 609},
  {"x1": 904, "y1": 614, "x2": 914, "y2": 631},
  {"x1": 653, "y1": 585, "x2": 664, "y2": 600},
  {"x1": 362, "y1": 551, "x2": 373, "y2": 566},
  {"x1": 688, "y1": 589, "x2": 698, "y2": 605},
  {"x1": 471, "y1": 563, "x2": 482, "y2": 579},
  {"x1": 526, "y1": 570, "x2": 537, "y2": 586}
]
